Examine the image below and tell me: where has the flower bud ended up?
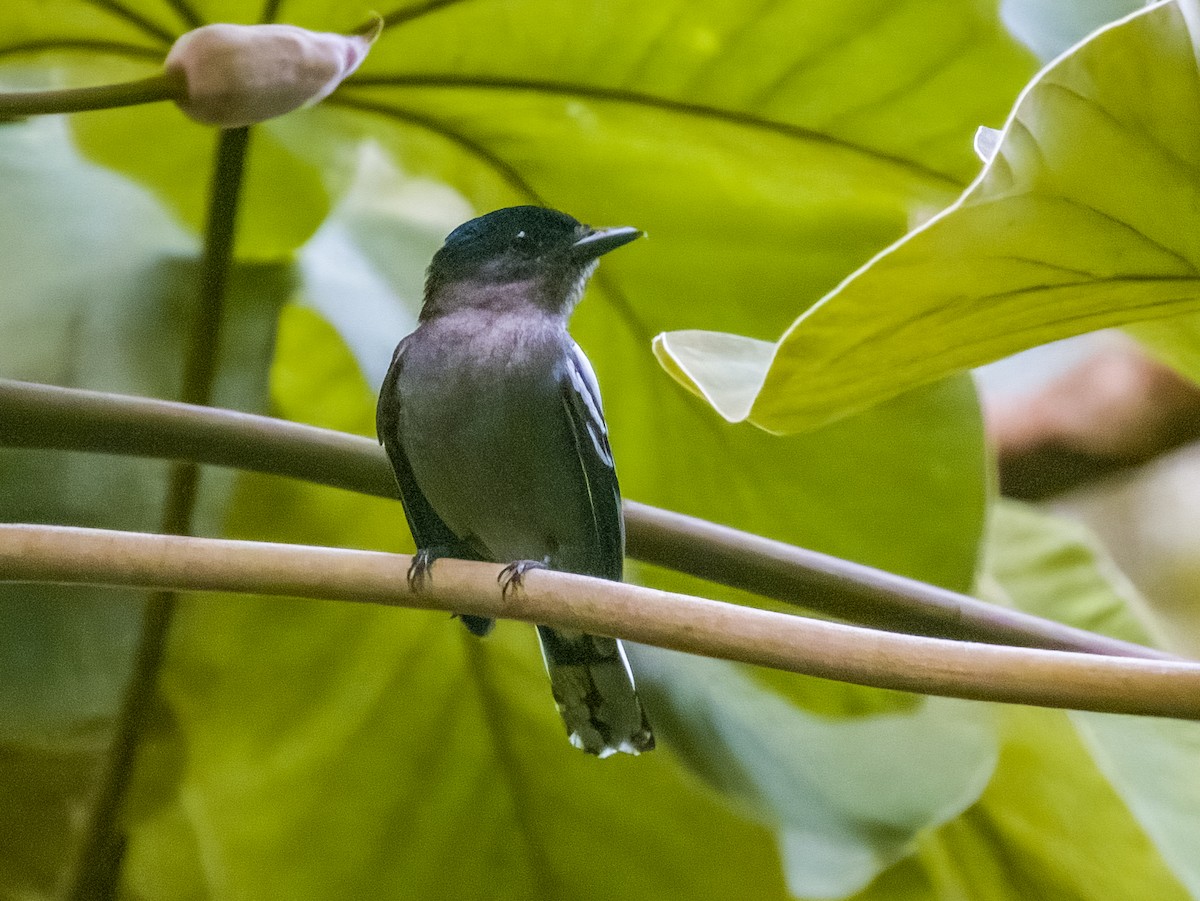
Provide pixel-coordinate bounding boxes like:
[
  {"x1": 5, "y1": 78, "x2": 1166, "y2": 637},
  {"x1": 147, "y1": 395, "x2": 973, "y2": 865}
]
[{"x1": 165, "y1": 21, "x2": 380, "y2": 128}]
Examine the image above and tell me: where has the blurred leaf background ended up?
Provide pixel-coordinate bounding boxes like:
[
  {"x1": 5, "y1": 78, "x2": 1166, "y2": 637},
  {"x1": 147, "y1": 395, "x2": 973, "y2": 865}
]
[{"x1": 2, "y1": 0, "x2": 1199, "y2": 898}]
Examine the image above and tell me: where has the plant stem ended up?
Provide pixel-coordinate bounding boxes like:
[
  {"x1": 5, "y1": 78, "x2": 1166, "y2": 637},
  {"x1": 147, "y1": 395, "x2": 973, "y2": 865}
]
[
  {"x1": 65, "y1": 127, "x2": 251, "y2": 901},
  {"x1": 0, "y1": 71, "x2": 179, "y2": 118},
  {"x1": 0, "y1": 378, "x2": 1173, "y2": 662},
  {"x1": 3, "y1": 523, "x2": 1199, "y2": 719},
  {"x1": 178, "y1": 128, "x2": 251, "y2": 408}
]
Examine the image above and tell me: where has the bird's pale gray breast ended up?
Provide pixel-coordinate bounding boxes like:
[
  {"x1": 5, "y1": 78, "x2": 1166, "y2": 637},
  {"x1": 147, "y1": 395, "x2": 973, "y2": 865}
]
[{"x1": 392, "y1": 310, "x2": 596, "y2": 568}]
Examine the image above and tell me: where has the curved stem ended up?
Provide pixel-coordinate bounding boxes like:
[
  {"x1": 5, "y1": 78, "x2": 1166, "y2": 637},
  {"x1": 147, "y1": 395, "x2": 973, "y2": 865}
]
[
  {"x1": 0, "y1": 378, "x2": 1171, "y2": 662},
  {"x1": 0, "y1": 71, "x2": 179, "y2": 118},
  {"x1": 66, "y1": 127, "x2": 252, "y2": 901},
  {"x1": 2, "y1": 523, "x2": 1198, "y2": 719}
]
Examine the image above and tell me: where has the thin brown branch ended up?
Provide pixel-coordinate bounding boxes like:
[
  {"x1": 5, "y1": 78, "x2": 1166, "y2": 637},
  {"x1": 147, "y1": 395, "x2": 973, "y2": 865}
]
[
  {"x1": 2, "y1": 524, "x2": 1197, "y2": 719},
  {"x1": 0, "y1": 379, "x2": 1172, "y2": 662}
]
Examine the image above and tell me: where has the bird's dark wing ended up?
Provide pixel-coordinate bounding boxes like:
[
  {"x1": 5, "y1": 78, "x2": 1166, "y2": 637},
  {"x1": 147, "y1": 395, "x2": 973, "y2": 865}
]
[
  {"x1": 377, "y1": 338, "x2": 463, "y2": 553},
  {"x1": 378, "y1": 339, "x2": 492, "y2": 636},
  {"x1": 558, "y1": 342, "x2": 624, "y2": 581}
]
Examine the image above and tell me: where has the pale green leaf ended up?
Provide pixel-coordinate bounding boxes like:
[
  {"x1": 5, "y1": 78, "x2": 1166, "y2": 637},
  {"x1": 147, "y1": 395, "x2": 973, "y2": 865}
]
[
  {"x1": 657, "y1": 0, "x2": 1200, "y2": 433},
  {"x1": 982, "y1": 499, "x2": 1159, "y2": 646},
  {"x1": 651, "y1": 331, "x2": 773, "y2": 424}
]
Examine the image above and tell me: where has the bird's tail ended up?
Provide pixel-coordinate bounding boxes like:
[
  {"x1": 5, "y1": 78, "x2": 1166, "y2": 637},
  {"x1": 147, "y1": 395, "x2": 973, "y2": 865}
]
[{"x1": 536, "y1": 626, "x2": 655, "y2": 757}]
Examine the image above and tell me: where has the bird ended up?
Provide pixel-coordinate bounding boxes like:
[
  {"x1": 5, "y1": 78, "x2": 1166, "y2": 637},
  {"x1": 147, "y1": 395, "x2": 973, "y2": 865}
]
[{"x1": 376, "y1": 205, "x2": 655, "y2": 757}]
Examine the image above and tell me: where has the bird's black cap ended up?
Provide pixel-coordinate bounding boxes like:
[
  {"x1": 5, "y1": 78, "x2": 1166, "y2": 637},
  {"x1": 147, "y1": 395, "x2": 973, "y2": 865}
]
[{"x1": 430, "y1": 206, "x2": 642, "y2": 283}]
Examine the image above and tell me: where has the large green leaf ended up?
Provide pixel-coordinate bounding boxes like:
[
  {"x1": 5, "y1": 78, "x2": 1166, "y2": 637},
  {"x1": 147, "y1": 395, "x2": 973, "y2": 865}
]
[
  {"x1": 656, "y1": 0, "x2": 1200, "y2": 433},
  {"x1": 985, "y1": 500, "x2": 1200, "y2": 898},
  {"x1": 0, "y1": 115, "x2": 187, "y2": 738},
  {"x1": 0, "y1": 0, "x2": 1036, "y2": 275},
  {"x1": 1074, "y1": 716, "x2": 1200, "y2": 899},
  {"x1": 0, "y1": 119, "x2": 183, "y2": 893},
  {"x1": 838, "y1": 503, "x2": 1198, "y2": 901},
  {"x1": 335, "y1": 0, "x2": 1032, "y2": 330}
]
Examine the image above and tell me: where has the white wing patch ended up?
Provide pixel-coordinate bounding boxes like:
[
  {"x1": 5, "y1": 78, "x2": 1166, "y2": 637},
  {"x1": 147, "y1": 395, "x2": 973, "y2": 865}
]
[{"x1": 563, "y1": 343, "x2": 613, "y2": 468}]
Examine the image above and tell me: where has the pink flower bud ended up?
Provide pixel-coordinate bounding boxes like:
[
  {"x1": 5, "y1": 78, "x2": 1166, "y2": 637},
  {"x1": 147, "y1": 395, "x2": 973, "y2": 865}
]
[{"x1": 165, "y1": 21, "x2": 380, "y2": 128}]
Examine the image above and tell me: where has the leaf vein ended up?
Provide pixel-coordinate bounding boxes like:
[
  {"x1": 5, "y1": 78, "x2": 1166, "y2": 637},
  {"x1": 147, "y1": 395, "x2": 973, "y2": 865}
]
[
  {"x1": 341, "y1": 74, "x2": 964, "y2": 189},
  {"x1": 77, "y1": 0, "x2": 176, "y2": 45}
]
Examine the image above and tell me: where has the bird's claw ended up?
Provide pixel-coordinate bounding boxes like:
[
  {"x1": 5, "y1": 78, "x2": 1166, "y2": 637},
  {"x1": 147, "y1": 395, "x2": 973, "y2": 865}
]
[
  {"x1": 407, "y1": 548, "x2": 439, "y2": 592},
  {"x1": 498, "y1": 559, "x2": 548, "y2": 598}
]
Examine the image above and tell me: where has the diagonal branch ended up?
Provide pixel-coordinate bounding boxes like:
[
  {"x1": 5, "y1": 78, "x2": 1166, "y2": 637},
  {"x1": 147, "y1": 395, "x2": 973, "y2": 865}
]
[
  {"x1": 2, "y1": 523, "x2": 1198, "y2": 719},
  {"x1": 0, "y1": 378, "x2": 1171, "y2": 662}
]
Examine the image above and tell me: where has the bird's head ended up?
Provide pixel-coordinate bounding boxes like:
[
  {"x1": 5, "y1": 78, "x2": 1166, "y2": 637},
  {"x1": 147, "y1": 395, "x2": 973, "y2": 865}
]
[{"x1": 423, "y1": 206, "x2": 642, "y2": 319}]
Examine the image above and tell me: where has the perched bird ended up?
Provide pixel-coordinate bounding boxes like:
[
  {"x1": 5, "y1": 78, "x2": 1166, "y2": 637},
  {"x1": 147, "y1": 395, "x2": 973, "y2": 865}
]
[{"x1": 376, "y1": 206, "x2": 654, "y2": 757}]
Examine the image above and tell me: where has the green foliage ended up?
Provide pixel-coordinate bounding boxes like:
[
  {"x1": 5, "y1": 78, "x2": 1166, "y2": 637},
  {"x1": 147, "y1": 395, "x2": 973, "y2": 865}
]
[
  {"x1": 656, "y1": 0, "x2": 1200, "y2": 433},
  {"x1": 840, "y1": 502, "x2": 1200, "y2": 901},
  {"x1": 631, "y1": 648, "x2": 996, "y2": 899},
  {"x1": 907, "y1": 706, "x2": 1190, "y2": 901},
  {"x1": 0, "y1": 0, "x2": 1197, "y2": 899},
  {"x1": 988, "y1": 500, "x2": 1200, "y2": 897}
]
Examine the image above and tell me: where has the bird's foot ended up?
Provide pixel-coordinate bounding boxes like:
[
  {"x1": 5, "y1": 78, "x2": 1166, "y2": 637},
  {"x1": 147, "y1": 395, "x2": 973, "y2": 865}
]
[
  {"x1": 498, "y1": 559, "x2": 549, "y2": 598},
  {"x1": 407, "y1": 547, "x2": 446, "y2": 592}
]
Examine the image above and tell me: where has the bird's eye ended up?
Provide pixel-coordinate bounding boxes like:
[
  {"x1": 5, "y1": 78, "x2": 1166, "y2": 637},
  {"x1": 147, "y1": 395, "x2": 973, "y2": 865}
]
[{"x1": 511, "y1": 229, "x2": 536, "y2": 254}]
